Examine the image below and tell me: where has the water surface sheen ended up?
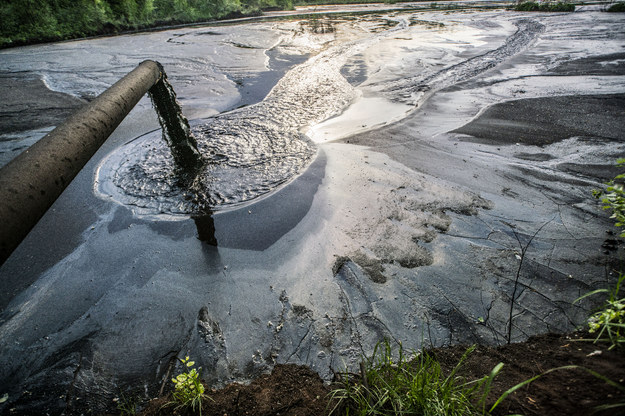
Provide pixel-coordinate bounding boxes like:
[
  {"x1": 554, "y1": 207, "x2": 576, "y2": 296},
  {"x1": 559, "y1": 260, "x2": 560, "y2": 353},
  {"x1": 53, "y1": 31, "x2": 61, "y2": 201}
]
[
  {"x1": 96, "y1": 14, "x2": 543, "y2": 216},
  {"x1": 96, "y1": 17, "x2": 409, "y2": 216}
]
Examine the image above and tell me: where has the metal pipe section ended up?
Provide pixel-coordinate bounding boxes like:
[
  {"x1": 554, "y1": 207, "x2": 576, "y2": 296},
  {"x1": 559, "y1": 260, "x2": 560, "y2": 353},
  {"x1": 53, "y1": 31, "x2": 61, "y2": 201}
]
[{"x1": 0, "y1": 60, "x2": 163, "y2": 265}]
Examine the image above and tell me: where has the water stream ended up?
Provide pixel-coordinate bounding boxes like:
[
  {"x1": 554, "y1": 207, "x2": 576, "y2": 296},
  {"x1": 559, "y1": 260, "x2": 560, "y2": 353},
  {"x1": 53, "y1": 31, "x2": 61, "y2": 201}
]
[
  {"x1": 96, "y1": 14, "x2": 543, "y2": 218},
  {"x1": 148, "y1": 62, "x2": 204, "y2": 173},
  {"x1": 95, "y1": 16, "x2": 410, "y2": 216}
]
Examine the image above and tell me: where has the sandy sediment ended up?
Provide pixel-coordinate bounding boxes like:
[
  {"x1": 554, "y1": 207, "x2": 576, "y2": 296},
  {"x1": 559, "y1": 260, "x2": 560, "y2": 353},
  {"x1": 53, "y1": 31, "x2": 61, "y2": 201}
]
[{"x1": 0, "y1": 6, "x2": 624, "y2": 414}]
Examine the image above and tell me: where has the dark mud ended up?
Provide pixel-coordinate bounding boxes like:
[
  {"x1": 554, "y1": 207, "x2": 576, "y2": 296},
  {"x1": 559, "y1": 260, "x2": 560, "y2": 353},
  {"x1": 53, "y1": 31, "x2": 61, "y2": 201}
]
[
  {"x1": 0, "y1": 75, "x2": 85, "y2": 134},
  {"x1": 550, "y1": 51, "x2": 625, "y2": 76},
  {"x1": 454, "y1": 93, "x2": 625, "y2": 146},
  {"x1": 1, "y1": 7, "x2": 624, "y2": 416}
]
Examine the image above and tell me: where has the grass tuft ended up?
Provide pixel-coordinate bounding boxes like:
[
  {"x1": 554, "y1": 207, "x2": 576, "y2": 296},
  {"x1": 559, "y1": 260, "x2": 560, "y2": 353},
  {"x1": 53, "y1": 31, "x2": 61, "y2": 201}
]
[
  {"x1": 593, "y1": 158, "x2": 625, "y2": 237},
  {"x1": 575, "y1": 272, "x2": 625, "y2": 350},
  {"x1": 329, "y1": 340, "x2": 504, "y2": 416}
]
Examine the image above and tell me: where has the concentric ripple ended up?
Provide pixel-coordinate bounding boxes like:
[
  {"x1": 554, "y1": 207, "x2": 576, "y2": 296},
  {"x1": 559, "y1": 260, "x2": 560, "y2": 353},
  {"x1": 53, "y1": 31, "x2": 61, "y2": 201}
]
[
  {"x1": 96, "y1": 17, "x2": 409, "y2": 217},
  {"x1": 96, "y1": 16, "x2": 542, "y2": 217},
  {"x1": 98, "y1": 118, "x2": 316, "y2": 216}
]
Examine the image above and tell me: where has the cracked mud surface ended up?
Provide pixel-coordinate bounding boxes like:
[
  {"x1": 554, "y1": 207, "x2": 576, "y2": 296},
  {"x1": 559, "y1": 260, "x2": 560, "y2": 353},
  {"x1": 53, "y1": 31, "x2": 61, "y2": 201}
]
[{"x1": 0, "y1": 5, "x2": 624, "y2": 414}]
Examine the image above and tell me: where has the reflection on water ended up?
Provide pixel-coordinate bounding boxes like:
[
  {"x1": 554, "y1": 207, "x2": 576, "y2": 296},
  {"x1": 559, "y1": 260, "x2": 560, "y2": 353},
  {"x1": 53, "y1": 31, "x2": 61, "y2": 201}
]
[
  {"x1": 194, "y1": 214, "x2": 218, "y2": 246},
  {"x1": 96, "y1": 17, "x2": 408, "y2": 217},
  {"x1": 95, "y1": 15, "x2": 542, "y2": 218}
]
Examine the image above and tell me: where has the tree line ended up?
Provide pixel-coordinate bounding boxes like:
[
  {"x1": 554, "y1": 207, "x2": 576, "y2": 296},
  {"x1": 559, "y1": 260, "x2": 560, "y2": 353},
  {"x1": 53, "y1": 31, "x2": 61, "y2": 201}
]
[{"x1": 0, "y1": 0, "x2": 294, "y2": 47}]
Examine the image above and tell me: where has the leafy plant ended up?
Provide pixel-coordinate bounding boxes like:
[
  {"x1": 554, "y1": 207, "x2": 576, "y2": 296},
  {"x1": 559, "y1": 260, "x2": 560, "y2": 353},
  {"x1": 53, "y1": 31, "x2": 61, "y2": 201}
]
[
  {"x1": 170, "y1": 356, "x2": 207, "y2": 415},
  {"x1": 575, "y1": 272, "x2": 625, "y2": 350},
  {"x1": 593, "y1": 158, "x2": 625, "y2": 237},
  {"x1": 329, "y1": 340, "x2": 504, "y2": 415},
  {"x1": 572, "y1": 160, "x2": 625, "y2": 350}
]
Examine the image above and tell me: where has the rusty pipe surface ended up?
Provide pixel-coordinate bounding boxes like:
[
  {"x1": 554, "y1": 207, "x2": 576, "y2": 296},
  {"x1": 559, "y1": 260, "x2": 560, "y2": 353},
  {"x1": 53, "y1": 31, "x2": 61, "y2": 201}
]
[{"x1": 0, "y1": 60, "x2": 162, "y2": 265}]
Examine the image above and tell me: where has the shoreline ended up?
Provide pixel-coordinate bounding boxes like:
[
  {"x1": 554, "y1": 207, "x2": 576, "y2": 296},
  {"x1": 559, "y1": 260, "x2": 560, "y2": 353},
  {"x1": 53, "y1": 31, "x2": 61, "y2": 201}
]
[
  {"x1": 0, "y1": 1, "x2": 521, "y2": 50},
  {"x1": 138, "y1": 331, "x2": 625, "y2": 416}
]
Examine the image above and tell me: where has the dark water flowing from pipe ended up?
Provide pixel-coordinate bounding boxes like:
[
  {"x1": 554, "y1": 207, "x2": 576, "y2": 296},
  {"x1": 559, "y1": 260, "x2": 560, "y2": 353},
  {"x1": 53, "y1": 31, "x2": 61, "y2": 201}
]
[
  {"x1": 96, "y1": 17, "x2": 544, "y2": 218},
  {"x1": 148, "y1": 63, "x2": 204, "y2": 173}
]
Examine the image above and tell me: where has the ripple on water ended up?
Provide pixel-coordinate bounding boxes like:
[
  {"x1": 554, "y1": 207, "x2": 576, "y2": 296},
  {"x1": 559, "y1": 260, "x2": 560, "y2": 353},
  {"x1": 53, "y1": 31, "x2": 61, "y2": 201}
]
[
  {"x1": 95, "y1": 18, "x2": 385, "y2": 217},
  {"x1": 101, "y1": 13, "x2": 534, "y2": 217},
  {"x1": 97, "y1": 118, "x2": 317, "y2": 216}
]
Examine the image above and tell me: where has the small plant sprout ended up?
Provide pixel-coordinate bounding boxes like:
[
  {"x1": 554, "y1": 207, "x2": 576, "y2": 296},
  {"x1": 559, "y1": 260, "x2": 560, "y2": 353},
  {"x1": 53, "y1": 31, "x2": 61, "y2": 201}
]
[
  {"x1": 171, "y1": 356, "x2": 207, "y2": 415},
  {"x1": 115, "y1": 392, "x2": 138, "y2": 416}
]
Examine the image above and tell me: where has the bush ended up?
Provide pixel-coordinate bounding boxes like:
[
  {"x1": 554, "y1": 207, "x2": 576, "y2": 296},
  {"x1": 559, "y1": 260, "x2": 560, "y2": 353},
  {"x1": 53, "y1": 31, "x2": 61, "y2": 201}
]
[
  {"x1": 515, "y1": 1, "x2": 575, "y2": 12},
  {"x1": 607, "y1": 2, "x2": 625, "y2": 12}
]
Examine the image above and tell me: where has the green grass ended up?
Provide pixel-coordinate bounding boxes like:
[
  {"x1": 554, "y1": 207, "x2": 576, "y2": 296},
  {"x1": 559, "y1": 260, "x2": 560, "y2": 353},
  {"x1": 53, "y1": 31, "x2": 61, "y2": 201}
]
[
  {"x1": 593, "y1": 158, "x2": 625, "y2": 238},
  {"x1": 515, "y1": 1, "x2": 575, "y2": 12},
  {"x1": 576, "y1": 159, "x2": 625, "y2": 350},
  {"x1": 490, "y1": 364, "x2": 625, "y2": 413},
  {"x1": 116, "y1": 392, "x2": 138, "y2": 416},
  {"x1": 329, "y1": 340, "x2": 504, "y2": 416}
]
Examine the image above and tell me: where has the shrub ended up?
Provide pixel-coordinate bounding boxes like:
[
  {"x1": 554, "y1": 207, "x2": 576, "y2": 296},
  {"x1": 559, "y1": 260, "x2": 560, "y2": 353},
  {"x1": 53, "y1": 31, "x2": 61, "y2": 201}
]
[
  {"x1": 515, "y1": 1, "x2": 575, "y2": 12},
  {"x1": 607, "y1": 2, "x2": 625, "y2": 12}
]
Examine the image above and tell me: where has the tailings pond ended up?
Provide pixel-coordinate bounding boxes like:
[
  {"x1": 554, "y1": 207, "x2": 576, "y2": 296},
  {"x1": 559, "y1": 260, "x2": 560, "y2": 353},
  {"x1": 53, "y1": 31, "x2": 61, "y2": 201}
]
[{"x1": 0, "y1": 4, "x2": 624, "y2": 413}]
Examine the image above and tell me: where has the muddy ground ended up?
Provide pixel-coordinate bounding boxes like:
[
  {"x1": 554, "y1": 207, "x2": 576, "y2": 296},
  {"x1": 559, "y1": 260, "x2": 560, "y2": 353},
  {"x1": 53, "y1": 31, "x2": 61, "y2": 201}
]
[
  {"x1": 136, "y1": 332, "x2": 625, "y2": 416},
  {"x1": 1, "y1": 5, "x2": 624, "y2": 415}
]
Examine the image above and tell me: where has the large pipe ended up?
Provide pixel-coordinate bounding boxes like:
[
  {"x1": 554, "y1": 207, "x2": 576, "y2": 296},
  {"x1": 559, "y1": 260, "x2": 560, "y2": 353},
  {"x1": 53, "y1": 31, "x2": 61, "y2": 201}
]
[{"x1": 0, "y1": 60, "x2": 163, "y2": 265}]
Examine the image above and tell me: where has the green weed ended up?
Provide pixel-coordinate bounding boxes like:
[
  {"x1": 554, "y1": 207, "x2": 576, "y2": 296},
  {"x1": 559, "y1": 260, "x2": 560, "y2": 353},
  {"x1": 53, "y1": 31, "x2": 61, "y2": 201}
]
[
  {"x1": 328, "y1": 340, "x2": 504, "y2": 416},
  {"x1": 170, "y1": 356, "x2": 207, "y2": 415},
  {"x1": 593, "y1": 158, "x2": 625, "y2": 237},
  {"x1": 577, "y1": 159, "x2": 625, "y2": 350},
  {"x1": 115, "y1": 392, "x2": 138, "y2": 416},
  {"x1": 575, "y1": 272, "x2": 625, "y2": 350},
  {"x1": 492, "y1": 364, "x2": 625, "y2": 413}
]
